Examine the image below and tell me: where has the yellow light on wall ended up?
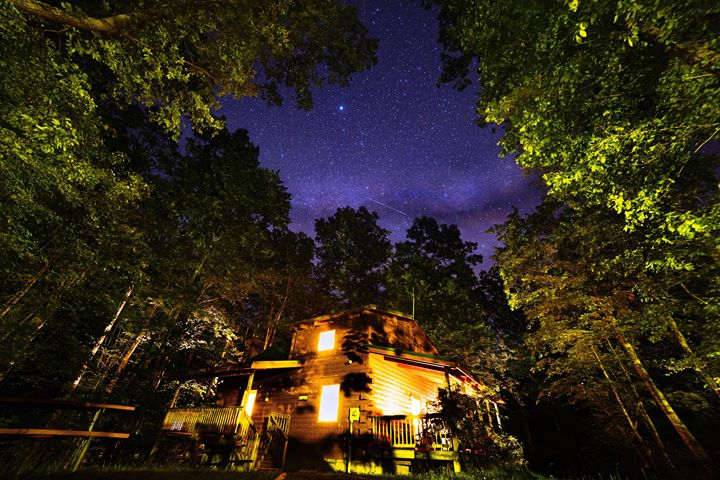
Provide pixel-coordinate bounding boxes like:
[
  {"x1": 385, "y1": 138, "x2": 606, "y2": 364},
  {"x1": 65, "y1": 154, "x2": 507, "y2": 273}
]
[
  {"x1": 318, "y1": 330, "x2": 335, "y2": 352},
  {"x1": 410, "y1": 396, "x2": 421, "y2": 416},
  {"x1": 318, "y1": 384, "x2": 340, "y2": 422},
  {"x1": 245, "y1": 390, "x2": 257, "y2": 416}
]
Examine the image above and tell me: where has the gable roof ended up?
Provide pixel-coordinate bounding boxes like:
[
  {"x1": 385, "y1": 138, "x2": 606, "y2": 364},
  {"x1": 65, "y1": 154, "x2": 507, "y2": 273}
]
[
  {"x1": 294, "y1": 306, "x2": 439, "y2": 355},
  {"x1": 294, "y1": 305, "x2": 413, "y2": 326},
  {"x1": 365, "y1": 344, "x2": 483, "y2": 390},
  {"x1": 176, "y1": 307, "x2": 482, "y2": 388}
]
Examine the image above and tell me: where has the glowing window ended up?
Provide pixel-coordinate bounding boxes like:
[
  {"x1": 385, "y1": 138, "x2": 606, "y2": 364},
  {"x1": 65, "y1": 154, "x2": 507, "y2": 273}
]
[
  {"x1": 410, "y1": 396, "x2": 421, "y2": 416},
  {"x1": 244, "y1": 390, "x2": 257, "y2": 416},
  {"x1": 318, "y1": 384, "x2": 340, "y2": 422},
  {"x1": 318, "y1": 330, "x2": 335, "y2": 352}
]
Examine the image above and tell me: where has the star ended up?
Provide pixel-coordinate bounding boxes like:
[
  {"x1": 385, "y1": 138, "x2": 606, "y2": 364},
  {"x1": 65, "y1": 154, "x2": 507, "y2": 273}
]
[{"x1": 221, "y1": 0, "x2": 544, "y2": 267}]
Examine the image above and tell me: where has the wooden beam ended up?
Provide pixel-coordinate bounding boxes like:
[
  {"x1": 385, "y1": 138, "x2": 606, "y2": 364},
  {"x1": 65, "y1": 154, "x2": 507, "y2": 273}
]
[
  {"x1": 0, "y1": 397, "x2": 135, "y2": 412},
  {"x1": 0, "y1": 428, "x2": 130, "y2": 439},
  {"x1": 173, "y1": 365, "x2": 253, "y2": 380},
  {"x1": 366, "y1": 345, "x2": 456, "y2": 367},
  {"x1": 250, "y1": 360, "x2": 302, "y2": 370},
  {"x1": 370, "y1": 448, "x2": 458, "y2": 461}
]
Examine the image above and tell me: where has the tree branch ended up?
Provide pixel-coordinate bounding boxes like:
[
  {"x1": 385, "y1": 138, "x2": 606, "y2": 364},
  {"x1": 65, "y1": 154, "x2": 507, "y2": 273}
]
[
  {"x1": 642, "y1": 25, "x2": 720, "y2": 77},
  {"x1": 9, "y1": 0, "x2": 133, "y2": 34}
]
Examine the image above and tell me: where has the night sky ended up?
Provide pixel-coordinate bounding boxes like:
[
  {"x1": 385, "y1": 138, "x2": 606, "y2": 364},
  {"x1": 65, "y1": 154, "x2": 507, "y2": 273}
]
[{"x1": 221, "y1": 0, "x2": 544, "y2": 267}]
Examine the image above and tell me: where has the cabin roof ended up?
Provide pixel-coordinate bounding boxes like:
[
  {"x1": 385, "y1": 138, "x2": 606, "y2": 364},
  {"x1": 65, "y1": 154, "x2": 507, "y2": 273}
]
[
  {"x1": 176, "y1": 307, "x2": 483, "y2": 387},
  {"x1": 175, "y1": 360, "x2": 301, "y2": 380},
  {"x1": 294, "y1": 305, "x2": 414, "y2": 326},
  {"x1": 365, "y1": 344, "x2": 483, "y2": 389},
  {"x1": 366, "y1": 344, "x2": 455, "y2": 364}
]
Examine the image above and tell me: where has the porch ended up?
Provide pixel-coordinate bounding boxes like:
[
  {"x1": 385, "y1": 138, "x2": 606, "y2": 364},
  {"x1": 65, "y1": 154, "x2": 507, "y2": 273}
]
[
  {"x1": 162, "y1": 406, "x2": 255, "y2": 436},
  {"x1": 370, "y1": 414, "x2": 459, "y2": 471},
  {"x1": 159, "y1": 407, "x2": 458, "y2": 472},
  {"x1": 158, "y1": 407, "x2": 290, "y2": 470}
]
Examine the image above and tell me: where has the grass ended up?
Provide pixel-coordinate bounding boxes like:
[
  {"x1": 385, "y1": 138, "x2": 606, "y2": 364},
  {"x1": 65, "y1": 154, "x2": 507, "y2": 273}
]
[
  {"x1": 19, "y1": 467, "x2": 277, "y2": 480},
  {"x1": 16, "y1": 467, "x2": 627, "y2": 480}
]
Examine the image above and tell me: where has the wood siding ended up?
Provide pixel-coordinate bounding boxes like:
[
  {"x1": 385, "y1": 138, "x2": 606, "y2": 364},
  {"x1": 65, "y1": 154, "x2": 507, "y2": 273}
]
[
  {"x1": 214, "y1": 308, "x2": 465, "y2": 470},
  {"x1": 368, "y1": 353, "x2": 455, "y2": 416},
  {"x1": 290, "y1": 308, "x2": 438, "y2": 359}
]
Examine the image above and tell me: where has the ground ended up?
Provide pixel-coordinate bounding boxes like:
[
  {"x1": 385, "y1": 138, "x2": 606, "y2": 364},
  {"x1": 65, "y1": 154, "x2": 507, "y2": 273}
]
[{"x1": 22, "y1": 468, "x2": 552, "y2": 480}]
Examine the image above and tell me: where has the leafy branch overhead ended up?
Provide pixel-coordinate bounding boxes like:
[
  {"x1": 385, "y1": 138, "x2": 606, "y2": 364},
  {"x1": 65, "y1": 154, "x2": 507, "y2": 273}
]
[
  {"x1": 429, "y1": 0, "x2": 720, "y2": 272},
  {"x1": 8, "y1": 0, "x2": 378, "y2": 136}
]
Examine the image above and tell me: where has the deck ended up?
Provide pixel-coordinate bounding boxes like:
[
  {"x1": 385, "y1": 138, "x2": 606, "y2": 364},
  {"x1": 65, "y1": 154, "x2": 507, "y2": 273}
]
[
  {"x1": 161, "y1": 406, "x2": 255, "y2": 436},
  {"x1": 159, "y1": 407, "x2": 292, "y2": 470},
  {"x1": 160, "y1": 407, "x2": 457, "y2": 470},
  {"x1": 370, "y1": 414, "x2": 458, "y2": 464}
]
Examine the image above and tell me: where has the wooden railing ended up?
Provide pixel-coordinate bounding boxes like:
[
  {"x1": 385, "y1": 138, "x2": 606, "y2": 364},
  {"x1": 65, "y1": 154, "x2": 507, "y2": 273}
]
[
  {"x1": 162, "y1": 407, "x2": 253, "y2": 436},
  {"x1": 264, "y1": 412, "x2": 291, "y2": 469},
  {"x1": 371, "y1": 414, "x2": 454, "y2": 451}
]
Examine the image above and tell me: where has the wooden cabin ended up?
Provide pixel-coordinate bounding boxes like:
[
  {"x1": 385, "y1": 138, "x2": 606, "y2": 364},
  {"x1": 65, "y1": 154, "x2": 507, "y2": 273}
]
[{"x1": 159, "y1": 307, "x2": 497, "y2": 474}]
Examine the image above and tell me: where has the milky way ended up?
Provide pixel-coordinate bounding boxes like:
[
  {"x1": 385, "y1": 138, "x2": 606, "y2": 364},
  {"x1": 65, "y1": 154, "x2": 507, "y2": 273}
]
[{"x1": 221, "y1": 0, "x2": 544, "y2": 267}]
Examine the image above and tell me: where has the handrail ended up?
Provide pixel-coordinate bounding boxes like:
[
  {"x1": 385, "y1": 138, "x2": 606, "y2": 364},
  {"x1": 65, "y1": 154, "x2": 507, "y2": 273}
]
[
  {"x1": 371, "y1": 414, "x2": 454, "y2": 451},
  {"x1": 0, "y1": 397, "x2": 135, "y2": 412},
  {"x1": 161, "y1": 406, "x2": 260, "y2": 467},
  {"x1": 162, "y1": 406, "x2": 252, "y2": 435},
  {"x1": 269, "y1": 417, "x2": 289, "y2": 440},
  {"x1": 0, "y1": 428, "x2": 129, "y2": 439},
  {"x1": 265, "y1": 412, "x2": 291, "y2": 469}
]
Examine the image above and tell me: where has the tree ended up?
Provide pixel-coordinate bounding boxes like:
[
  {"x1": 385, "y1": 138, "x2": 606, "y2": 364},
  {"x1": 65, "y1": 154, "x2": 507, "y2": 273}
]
[
  {"x1": 314, "y1": 206, "x2": 392, "y2": 308},
  {"x1": 8, "y1": 0, "x2": 377, "y2": 136},
  {"x1": 2, "y1": 1, "x2": 377, "y2": 472},
  {"x1": 428, "y1": 0, "x2": 719, "y2": 273},
  {"x1": 492, "y1": 202, "x2": 719, "y2": 477},
  {"x1": 426, "y1": 2, "x2": 720, "y2": 475},
  {"x1": 0, "y1": 2, "x2": 149, "y2": 394},
  {"x1": 385, "y1": 217, "x2": 510, "y2": 384}
]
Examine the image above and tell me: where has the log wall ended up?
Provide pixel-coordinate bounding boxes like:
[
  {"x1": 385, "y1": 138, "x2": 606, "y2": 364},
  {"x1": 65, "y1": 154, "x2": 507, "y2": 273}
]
[{"x1": 216, "y1": 308, "x2": 456, "y2": 470}]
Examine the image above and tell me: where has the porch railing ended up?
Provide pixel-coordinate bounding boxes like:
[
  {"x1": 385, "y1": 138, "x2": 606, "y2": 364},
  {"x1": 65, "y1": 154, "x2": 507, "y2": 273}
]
[
  {"x1": 371, "y1": 414, "x2": 454, "y2": 451},
  {"x1": 264, "y1": 412, "x2": 291, "y2": 469},
  {"x1": 162, "y1": 407, "x2": 253, "y2": 436}
]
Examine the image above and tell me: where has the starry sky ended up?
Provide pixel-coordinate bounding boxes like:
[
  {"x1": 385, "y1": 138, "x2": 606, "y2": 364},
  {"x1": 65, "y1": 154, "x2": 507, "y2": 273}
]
[{"x1": 221, "y1": 0, "x2": 544, "y2": 267}]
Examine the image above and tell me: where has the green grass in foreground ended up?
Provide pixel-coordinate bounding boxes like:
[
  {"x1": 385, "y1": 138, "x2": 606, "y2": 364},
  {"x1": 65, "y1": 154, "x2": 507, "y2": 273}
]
[
  {"x1": 18, "y1": 467, "x2": 626, "y2": 480},
  {"x1": 19, "y1": 468, "x2": 276, "y2": 480}
]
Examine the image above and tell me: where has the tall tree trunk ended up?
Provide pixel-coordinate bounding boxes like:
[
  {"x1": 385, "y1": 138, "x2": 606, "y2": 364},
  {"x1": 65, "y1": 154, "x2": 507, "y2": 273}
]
[
  {"x1": 104, "y1": 331, "x2": 146, "y2": 394},
  {"x1": 0, "y1": 309, "x2": 38, "y2": 343},
  {"x1": 263, "y1": 274, "x2": 296, "y2": 351},
  {"x1": 614, "y1": 328, "x2": 714, "y2": 476},
  {"x1": 207, "y1": 337, "x2": 231, "y2": 396},
  {"x1": 69, "y1": 285, "x2": 133, "y2": 395},
  {"x1": 1, "y1": 266, "x2": 91, "y2": 384},
  {"x1": 0, "y1": 261, "x2": 49, "y2": 321},
  {"x1": 667, "y1": 315, "x2": 720, "y2": 399},
  {"x1": 0, "y1": 316, "x2": 47, "y2": 383},
  {"x1": 606, "y1": 340, "x2": 676, "y2": 473},
  {"x1": 263, "y1": 303, "x2": 276, "y2": 351},
  {"x1": 592, "y1": 346, "x2": 655, "y2": 472}
]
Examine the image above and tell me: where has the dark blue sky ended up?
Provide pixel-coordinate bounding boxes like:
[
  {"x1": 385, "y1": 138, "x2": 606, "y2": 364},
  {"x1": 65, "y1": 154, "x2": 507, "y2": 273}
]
[{"x1": 221, "y1": 0, "x2": 544, "y2": 267}]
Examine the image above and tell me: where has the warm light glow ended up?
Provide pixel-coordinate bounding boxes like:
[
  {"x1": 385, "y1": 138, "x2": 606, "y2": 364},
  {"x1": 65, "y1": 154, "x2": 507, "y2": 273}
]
[
  {"x1": 369, "y1": 353, "x2": 448, "y2": 415},
  {"x1": 318, "y1": 330, "x2": 335, "y2": 352},
  {"x1": 245, "y1": 390, "x2": 257, "y2": 416},
  {"x1": 319, "y1": 384, "x2": 340, "y2": 422},
  {"x1": 410, "y1": 396, "x2": 421, "y2": 416}
]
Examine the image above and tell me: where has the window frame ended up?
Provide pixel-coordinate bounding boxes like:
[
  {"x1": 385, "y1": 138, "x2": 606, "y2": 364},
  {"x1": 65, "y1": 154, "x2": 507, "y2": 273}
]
[
  {"x1": 317, "y1": 329, "x2": 336, "y2": 352},
  {"x1": 318, "y1": 384, "x2": 341, "y2": 422}
]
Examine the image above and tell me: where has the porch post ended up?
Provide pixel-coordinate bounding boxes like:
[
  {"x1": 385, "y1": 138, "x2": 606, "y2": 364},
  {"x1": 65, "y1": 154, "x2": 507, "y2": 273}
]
[{"x1": 240, "y1": 371, "x2": 255, "y2": 409}]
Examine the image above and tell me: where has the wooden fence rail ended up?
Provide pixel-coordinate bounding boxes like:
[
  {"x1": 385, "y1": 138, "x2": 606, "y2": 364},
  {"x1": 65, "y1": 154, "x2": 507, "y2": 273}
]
[
  {"x1": 371, "y1": 414, "x2": 454, "y2": 451},
  {"x1": 162, "y1": 407, "x2": 252, "y2": 435},
  {"x1": 265, "y1": 412, "x2": 291, "y2": 469}
]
